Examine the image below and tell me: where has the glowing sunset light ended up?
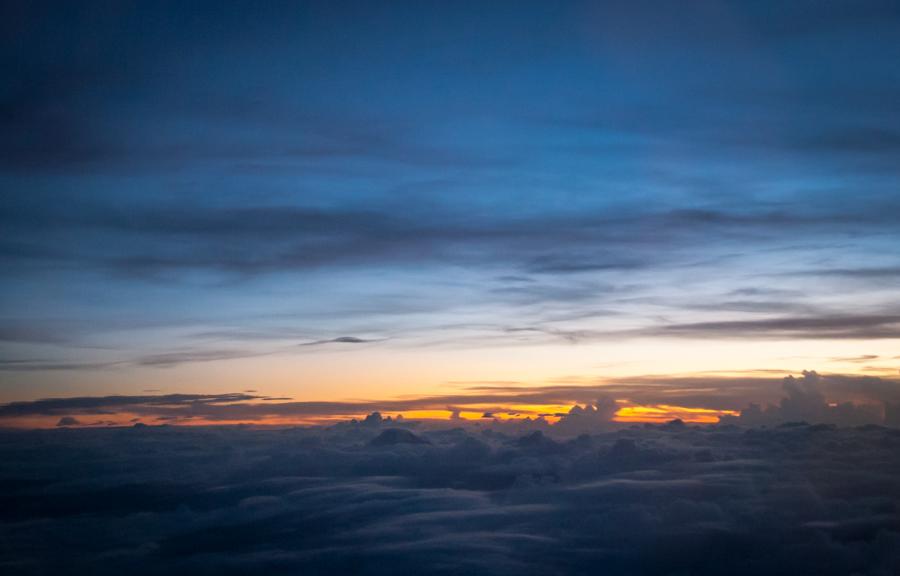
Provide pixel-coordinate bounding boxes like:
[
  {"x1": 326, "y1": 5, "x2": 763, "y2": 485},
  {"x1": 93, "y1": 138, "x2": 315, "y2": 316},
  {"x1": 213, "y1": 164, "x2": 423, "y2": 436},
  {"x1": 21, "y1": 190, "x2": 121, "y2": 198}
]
[
  {"x1": 614, "y1": 405, "x2": 741, "y2": 424},
  {"x1": 3, "y1": 2, "x2": 900, "y2": 572}
]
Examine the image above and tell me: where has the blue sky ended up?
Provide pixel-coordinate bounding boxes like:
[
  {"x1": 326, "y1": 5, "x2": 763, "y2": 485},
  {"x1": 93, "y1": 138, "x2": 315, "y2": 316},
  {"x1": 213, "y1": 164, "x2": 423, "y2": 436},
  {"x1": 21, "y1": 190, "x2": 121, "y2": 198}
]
[{"x1": 2, "y1": 1, "x2": 900, "y2": 417}]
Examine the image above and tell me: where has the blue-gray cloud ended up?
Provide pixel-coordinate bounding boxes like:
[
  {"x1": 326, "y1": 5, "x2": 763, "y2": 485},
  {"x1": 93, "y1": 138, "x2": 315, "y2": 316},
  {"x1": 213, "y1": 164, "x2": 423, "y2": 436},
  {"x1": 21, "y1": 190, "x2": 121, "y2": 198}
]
[{"x1": 2, "y1": 418, "x2": 900, "y2": 574}]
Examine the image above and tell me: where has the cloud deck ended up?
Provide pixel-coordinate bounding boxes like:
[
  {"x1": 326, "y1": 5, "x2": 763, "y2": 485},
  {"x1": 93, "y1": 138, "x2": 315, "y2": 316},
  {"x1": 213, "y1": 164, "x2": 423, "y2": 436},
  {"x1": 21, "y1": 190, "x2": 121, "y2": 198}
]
[{"x1": 2, "y1": 421, "x2": 899, "y2": 575}]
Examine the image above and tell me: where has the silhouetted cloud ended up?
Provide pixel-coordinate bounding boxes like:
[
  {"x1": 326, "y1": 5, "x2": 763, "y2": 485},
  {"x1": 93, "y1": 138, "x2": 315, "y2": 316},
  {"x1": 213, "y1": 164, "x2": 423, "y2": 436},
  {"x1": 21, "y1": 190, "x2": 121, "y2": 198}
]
[
  {"x1": 2, "y1": 372, "x2": 897, "y2": 428},
  {"x1": 725, "y1": 371, "x2": 888, "y2": 427},
  {"x1": 0, "y1": 393, "x2": 260, "y2": 418}
]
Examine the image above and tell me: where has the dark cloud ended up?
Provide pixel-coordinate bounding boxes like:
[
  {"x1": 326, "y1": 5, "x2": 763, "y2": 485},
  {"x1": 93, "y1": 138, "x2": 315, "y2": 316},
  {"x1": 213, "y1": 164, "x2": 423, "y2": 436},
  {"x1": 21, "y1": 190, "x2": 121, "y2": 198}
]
[
  {"x1": 4, "y1": 200, "x2": 897, "y2": 281},
  {"x1": 2, "y1": 420, "x2": 900, "y2": 574},
  {"x1": 831, "y1": 355, "x2": 880, "y2": 363},
  {"x1": 301, "y1": 336, "x2": 376, "y2": 346},
  {"x1": 136, "y1": 349, "x2": 268, "y2": 368},
  {"x1": 0, "y1": 339, "x2": 380, "y2": 372},
  {"x1": 654, "y1": 314, "x2": 900, "y2": 340},
  {"x1": 0, "y1": 393, "x2": 260, "y2": 418},
  {"x1": 726, "y1": 371, "x2": 889, "y2": 427},
  {"x1": 0, "y1": 359, "x2": 121, "y2": 372},
  {"x1": 553, "y1": 397, "x2": 619, "y2": 435},
  {"x1": 794, "y1": 267, "x2": 900, "y2": 279}
]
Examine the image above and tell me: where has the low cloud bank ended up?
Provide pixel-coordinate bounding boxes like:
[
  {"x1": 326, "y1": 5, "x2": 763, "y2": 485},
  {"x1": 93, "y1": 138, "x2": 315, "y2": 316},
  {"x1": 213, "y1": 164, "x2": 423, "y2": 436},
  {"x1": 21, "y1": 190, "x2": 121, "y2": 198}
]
[
  {"x1": 2, "y1": 371, "x2": 898, "y2": 429},
  {"x1": 2, "y1": 419, "x2": 900, "y2": 575}
]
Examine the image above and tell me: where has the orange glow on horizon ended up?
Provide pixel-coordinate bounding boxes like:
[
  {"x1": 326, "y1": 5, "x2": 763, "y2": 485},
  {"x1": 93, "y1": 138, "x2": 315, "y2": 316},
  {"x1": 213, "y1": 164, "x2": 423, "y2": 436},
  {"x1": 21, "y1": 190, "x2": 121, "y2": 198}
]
[
  {"x1": 0, "y1": 401, "x2": 744, "y2": 429},
  {"x1": 614, "y1": 404, "x2": 740, "y2": 424}
]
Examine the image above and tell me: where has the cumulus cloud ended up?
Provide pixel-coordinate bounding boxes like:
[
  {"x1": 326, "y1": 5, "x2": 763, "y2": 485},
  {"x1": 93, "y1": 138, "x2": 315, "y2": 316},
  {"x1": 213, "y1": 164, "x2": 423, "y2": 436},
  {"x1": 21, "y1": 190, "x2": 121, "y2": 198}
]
[
  {"x1": 553, "y1": 397, "x2": 619, "y2": 435},
  {"x1": 1, "y1": 421, "x2": 899, "y2": 574},
  {"x1": 726, "y1": 371, "x2": 889, "y2": 427},
  {"x1": 55, "y1": 416, "x2": 81, "y2": 427}
]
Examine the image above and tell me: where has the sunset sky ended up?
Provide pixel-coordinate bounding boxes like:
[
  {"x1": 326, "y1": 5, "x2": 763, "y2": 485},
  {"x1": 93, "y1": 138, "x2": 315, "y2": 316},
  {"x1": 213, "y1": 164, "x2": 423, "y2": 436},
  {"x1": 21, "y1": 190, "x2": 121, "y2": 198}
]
[{"x1": 2, "y1": 1, "x2": 900, "y2": 427}]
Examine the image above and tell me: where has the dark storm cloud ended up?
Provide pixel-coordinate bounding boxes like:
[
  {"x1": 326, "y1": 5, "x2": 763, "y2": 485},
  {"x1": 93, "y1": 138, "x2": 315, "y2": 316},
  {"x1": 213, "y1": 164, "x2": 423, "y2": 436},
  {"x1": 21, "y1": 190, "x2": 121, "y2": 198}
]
[{"x1": 2, "y1": 419, "x2": 900, "y2": 574}]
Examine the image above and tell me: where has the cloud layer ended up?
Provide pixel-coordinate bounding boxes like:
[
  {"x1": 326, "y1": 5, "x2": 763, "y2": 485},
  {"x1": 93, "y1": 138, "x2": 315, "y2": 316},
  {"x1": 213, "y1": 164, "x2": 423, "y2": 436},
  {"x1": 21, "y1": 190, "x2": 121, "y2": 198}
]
[
  {"x1": 2, "y1": 371, "x2": 898, "y2": 429},
  {"x1": 2, "y1": 419, "x2": 900, "y2": 575}
]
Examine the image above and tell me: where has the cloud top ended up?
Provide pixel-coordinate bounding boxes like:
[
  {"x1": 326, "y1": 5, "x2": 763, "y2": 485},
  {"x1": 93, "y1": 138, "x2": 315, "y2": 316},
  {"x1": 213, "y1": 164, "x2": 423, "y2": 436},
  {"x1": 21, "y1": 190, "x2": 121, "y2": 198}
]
[{"x1": 2, "y1": 419, "x2": 900, "y2": 574}]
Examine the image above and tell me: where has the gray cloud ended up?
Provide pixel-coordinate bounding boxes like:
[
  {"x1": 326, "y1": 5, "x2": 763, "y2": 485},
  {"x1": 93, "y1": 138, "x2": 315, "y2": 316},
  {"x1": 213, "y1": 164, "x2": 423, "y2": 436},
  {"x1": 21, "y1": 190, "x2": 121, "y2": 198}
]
[
  {"x1": 136, "y1": 349, "x2": 269, "y2": 368},
  {"x1": 4, "y1": 200, "x2": 897, "y2": 281},
  {"x1": 0, "y1": 393, "x2": 260, "y2": 418},
  {"x1": 2, "y1": 372, "x2": 897, "y2": 426},
  {"x1": 0, "y1": 359, "x2": 122, "y2": 372},
  {"x1": 2, "y1": 418, "x2": 900, "y2": 574},
  {"x1": 301, "y1": 336, "x2": 378, "y2": 346},
  {"x1": 725, "y1": 371, "x2": 891, "y2": 427},
  {"x1": 793, "y1": 266, "x2": 900, "y2": 279},
  {"x1": 653, "y1": 314, "x2": 900, "y2": 340}
]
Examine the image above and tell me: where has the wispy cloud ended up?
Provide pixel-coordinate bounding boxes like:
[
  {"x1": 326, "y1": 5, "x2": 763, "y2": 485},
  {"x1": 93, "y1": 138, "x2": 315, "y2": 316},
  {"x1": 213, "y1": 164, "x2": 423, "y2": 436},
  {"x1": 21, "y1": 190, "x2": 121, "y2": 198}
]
[{"x1": 652, "y1": 314, "x2": 900, "y2": 340}]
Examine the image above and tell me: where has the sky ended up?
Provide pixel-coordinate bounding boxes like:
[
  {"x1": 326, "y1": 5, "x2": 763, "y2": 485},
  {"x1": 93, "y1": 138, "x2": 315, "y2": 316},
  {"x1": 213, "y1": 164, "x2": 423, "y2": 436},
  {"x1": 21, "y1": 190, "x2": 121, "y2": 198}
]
[{"x1": 2, "y1": 0, "x2": 900, "y2": 427}]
